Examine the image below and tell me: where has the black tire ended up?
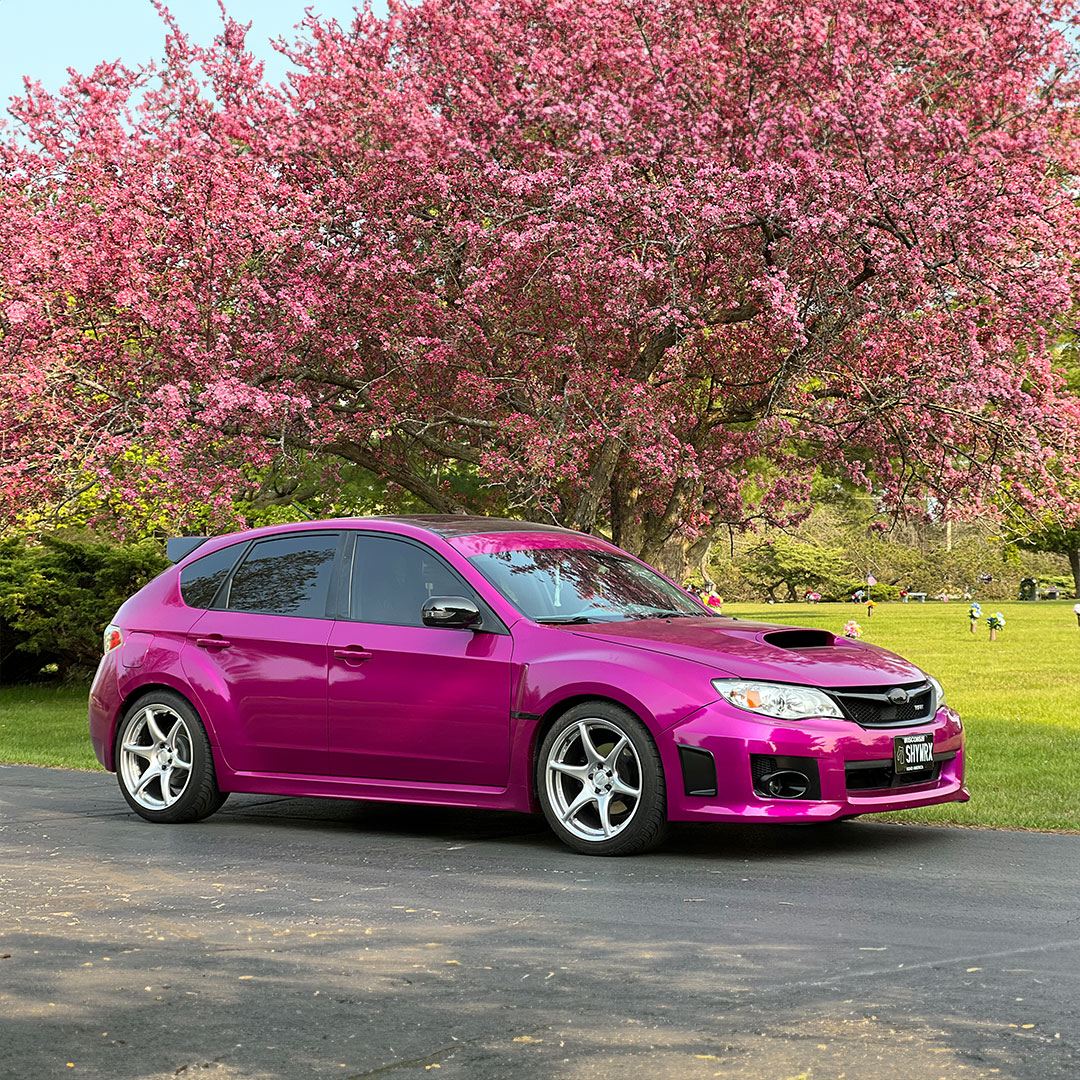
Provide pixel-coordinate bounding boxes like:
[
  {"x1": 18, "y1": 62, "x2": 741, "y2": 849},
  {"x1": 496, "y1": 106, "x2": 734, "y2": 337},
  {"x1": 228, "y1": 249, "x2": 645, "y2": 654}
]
[
  {"x1": 536, "y1": 701, "x2": 668, "y2": 856},
  {"x1": 114, "y1": 689, "x2": 228, "y2": 823}
]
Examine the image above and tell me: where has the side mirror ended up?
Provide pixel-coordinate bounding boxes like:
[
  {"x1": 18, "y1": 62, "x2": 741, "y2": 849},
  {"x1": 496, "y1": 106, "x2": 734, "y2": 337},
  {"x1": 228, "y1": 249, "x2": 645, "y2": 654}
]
[{"x1": 421, "y1": 596, "x2": 483, "y2": 630}]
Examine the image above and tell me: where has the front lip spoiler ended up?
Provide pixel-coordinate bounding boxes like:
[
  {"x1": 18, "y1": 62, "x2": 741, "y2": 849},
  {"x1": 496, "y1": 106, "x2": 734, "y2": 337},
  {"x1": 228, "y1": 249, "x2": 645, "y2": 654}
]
[{"x1": 667, "y1": 781, "x2": 971, "y2": 823}]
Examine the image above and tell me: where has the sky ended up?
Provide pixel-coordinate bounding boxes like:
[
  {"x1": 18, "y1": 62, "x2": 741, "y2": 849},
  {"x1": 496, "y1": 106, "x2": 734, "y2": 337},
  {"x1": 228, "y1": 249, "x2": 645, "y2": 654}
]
[{"x1": 0, "y1": 1, "x2": 388, "y2": 110}]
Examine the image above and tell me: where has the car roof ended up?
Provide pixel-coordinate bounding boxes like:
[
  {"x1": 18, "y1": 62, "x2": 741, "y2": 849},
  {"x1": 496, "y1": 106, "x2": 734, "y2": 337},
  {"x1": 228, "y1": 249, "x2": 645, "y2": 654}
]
[
  {"x1": 366, "y1": 515, "x2": 579, "y2": 538},
  {"x1": 167, "y1": 515, "x2": 587, "y2": 564}
]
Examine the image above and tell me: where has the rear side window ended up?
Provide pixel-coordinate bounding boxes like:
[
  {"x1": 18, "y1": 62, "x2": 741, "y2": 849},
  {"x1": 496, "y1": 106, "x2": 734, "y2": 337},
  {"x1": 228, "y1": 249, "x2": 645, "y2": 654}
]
[
  {"x1": 225, "y1": 533, "x2": 340, "y2": 618},
  {"x1": 179, "y1": 544, "x2": 246, "y2": 609}
]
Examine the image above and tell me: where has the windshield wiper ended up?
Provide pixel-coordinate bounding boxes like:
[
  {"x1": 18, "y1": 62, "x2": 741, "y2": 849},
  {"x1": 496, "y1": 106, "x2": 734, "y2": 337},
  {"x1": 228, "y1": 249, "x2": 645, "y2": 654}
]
[
  {"x1": 628, "y1": 609, "x2": 700, "y2": 619},
  {"x1": 538, "y1": 610, "x2": 701, "y2": 624}
]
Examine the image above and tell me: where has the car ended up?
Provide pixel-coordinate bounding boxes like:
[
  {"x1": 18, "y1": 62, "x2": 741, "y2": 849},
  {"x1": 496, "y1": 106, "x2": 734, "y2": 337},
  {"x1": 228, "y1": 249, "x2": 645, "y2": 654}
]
[{"x1": 89, "y1": 516, "x2": 968, "y2": 855}]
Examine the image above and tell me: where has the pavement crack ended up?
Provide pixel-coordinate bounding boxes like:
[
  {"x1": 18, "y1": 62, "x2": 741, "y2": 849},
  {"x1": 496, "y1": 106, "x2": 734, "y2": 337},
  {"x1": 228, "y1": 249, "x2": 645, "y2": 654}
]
[
  {"x1": 346, "y1": 1044, "x2": 457, "y2": 1078},
  {"x1": 752, "y1": 936, "x2": 1080, "y2": 997}
]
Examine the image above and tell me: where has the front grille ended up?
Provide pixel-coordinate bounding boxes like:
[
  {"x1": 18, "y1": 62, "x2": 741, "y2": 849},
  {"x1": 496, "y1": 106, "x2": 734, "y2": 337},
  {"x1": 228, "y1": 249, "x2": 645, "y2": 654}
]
[
  {"x1": 845, "y1": 753, "x2": 953, "y2": 792},
  {"x1": 828, "y1": 682, "x2": 935, "y2": 728}
]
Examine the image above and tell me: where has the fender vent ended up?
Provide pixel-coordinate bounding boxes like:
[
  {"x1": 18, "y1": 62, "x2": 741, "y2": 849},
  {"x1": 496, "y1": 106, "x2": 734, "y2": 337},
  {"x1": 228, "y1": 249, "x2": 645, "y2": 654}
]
[{"x1": 677, "y1": 745, "x2": 717, "y2": 797}]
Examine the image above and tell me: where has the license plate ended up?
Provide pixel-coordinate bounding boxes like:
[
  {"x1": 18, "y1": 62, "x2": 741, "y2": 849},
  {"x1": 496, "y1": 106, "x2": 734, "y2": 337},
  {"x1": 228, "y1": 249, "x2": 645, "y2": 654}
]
[{"x1": 893, "y1": 733, "x2": 935, "y2": 774}]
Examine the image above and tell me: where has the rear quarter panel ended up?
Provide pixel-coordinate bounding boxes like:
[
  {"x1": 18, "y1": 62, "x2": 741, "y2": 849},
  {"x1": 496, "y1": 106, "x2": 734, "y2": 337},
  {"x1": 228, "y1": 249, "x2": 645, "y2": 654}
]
[{"x1": 94, "y1": 568, "x2": 208, "y2": 767}]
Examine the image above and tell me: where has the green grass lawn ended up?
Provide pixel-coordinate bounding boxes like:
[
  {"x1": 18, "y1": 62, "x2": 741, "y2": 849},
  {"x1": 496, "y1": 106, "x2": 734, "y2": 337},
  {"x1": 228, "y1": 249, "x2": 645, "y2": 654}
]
[
  {"x1": 0, "y1": 681, "x2": 99, "y2": 770},
  {"x1": 1, "y1": 599, "x2": 1077, "y2": 830}
]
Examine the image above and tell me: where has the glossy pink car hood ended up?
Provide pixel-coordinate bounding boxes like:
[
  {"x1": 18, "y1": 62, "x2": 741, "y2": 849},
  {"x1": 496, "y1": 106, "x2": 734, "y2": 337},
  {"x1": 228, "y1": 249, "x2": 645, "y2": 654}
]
[{"x1": 565, "y1": 617, "x2": 926, "y2": 687}]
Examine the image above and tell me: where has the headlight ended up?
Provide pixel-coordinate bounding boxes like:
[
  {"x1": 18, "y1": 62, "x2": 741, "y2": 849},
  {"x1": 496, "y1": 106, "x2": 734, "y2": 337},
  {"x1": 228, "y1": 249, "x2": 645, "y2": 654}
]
[
  {"x1": 712, "y1": 679, "x2": 843, "y2": 721},
  {"x1": 928, "y1": 675, "x2": 945, "y2": 707}
]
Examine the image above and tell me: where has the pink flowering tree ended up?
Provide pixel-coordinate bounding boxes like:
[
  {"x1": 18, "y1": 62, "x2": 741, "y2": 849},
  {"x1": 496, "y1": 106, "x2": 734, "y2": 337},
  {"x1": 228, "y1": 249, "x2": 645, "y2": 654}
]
[{"x1": 2, "y1": 0, "x2": 1080, "y2": 573}]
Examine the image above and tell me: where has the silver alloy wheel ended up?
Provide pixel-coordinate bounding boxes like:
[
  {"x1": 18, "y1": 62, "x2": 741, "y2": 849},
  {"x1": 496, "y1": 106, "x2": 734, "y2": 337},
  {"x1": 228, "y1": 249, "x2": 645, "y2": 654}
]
[
  {"x1": 118, "y1": 704, "x2": 195, "y2": 811},
  {"x1": 544, "y1": 718, "x2": 643, "y2": 842}
]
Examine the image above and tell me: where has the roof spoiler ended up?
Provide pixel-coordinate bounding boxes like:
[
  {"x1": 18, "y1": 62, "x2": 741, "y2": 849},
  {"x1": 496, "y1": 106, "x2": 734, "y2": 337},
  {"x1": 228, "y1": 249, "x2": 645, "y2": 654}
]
[{"x1": 166, "y1": 537, "x2": 210, "y2": 563}]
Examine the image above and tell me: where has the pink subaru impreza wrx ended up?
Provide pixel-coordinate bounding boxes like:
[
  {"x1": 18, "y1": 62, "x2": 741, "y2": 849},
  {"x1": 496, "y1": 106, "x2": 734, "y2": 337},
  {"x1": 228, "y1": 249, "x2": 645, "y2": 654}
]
[{"x1": 89, "y1": 516, "x2": 968, "y2": 855}]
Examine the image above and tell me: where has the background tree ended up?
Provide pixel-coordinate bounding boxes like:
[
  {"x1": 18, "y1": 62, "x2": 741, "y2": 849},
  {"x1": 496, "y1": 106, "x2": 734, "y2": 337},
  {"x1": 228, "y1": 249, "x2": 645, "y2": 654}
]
[
  {"x1": 740, "y1": 537, "x2": 851, "y2": 603},
  {"x1": 2, "y1": 0, "x2": 1080, "y2": 576},
  {"x1": 1001, "y1": 334, "x2": 1080, "y2": 595}
]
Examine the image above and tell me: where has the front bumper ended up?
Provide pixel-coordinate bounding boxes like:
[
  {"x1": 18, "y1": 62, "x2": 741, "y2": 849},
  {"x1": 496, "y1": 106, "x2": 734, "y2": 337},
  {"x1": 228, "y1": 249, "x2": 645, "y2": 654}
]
[{"x1": 661, "y1": 700, "x2": 968, "y2": 823}]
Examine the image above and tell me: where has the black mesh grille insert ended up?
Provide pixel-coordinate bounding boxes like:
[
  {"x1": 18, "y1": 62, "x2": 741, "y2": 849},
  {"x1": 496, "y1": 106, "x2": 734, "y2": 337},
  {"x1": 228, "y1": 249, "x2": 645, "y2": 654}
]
[
  {"x1": 752, "y1": 755, "x2": 777, "y2": 790},
  {"x1": 845, "y1": 754, "x2": 951, "y2": 792},
  {"x1": 828, "y1": 682, "x2": 935, "y2": 728}
]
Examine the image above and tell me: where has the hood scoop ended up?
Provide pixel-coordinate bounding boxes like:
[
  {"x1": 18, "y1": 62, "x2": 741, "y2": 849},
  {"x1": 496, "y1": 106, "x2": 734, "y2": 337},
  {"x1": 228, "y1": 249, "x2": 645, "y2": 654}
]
[{"x1": 761, "y1": 628, "x2": 836, "y2": 650}]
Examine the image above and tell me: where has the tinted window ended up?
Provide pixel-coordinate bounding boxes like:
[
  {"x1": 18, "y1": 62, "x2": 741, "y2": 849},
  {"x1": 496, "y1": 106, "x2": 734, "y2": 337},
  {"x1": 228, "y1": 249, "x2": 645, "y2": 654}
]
[
  {"x1": 226, "y1": 533, "x2": 340, "y2": 618},
  {"x1": 350, "y1": 535, "x2": 471, "y2": 626},
  {"x1": 179, "y1": 543, "x2": 246, "y2": 609}
]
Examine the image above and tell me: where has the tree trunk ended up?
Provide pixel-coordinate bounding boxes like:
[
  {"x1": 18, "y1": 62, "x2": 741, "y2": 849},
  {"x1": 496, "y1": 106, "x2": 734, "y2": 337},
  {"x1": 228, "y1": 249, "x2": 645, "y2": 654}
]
[
  {"x1": 1069, "y1": 547, "x2": 1080, "y2": 600},
  {"x1": 636, "y1": 531, "x2": 694, "y2": 581},
  {"x1": 609, "y1": 464, "x2": 722, "y2": 583},
  {"x1": 571, "y1": 436, "x2": 624, "y2": 533},
  {"x1": 685, "y1": 533, "x2": 713, "y2": 582},
  {"x1": 609, "y1": 472, "x2": 644, "y2": 556},
  {"x1": 620, "y1": 514, "x2": 722, "y2": 585}
]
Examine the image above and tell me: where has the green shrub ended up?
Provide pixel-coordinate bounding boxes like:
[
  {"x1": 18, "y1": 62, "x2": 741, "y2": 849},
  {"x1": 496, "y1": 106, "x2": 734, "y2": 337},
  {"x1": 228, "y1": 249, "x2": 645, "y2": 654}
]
[
  {"x1": 1037, "y1": 574, "x2": 1074, "y2": 596},
  {"x1": 0, "y1": 535, "x2": 168, "y2": 681},
  {"x1": 820, "y1": 581, "x2": 902, "y2": 603},
  {"x1": 739, "y1": 537, "x2": 852, "y2": 602}
]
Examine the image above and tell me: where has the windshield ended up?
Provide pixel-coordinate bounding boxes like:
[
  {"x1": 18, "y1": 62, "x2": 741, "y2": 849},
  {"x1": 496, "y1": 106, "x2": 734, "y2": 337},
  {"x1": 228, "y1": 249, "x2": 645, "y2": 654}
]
[{"x1": 467, "y1": 547, "x2": 710, "y2": 623}]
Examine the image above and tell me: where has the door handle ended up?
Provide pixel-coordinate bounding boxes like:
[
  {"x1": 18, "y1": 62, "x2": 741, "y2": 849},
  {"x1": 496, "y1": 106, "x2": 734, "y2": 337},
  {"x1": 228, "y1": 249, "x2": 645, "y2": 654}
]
[
  {"x1": 195, "y1": 636, "x2": 232, "y2": 649},
  {"x1": 333, "y1": 647, "x2": 373, "y2": 663}
]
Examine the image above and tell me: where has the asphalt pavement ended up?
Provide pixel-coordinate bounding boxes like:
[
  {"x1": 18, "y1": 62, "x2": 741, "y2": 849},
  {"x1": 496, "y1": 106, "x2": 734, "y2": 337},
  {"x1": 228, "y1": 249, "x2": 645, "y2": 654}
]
[{"x1": 1, "y1": 763, "x2": 1078, "y2": 1080}]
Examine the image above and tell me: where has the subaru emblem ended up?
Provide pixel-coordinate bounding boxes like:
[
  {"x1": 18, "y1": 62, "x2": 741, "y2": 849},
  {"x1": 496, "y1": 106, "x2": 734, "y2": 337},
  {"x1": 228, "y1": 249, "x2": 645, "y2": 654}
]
[{"x1": 887, "y1": 687, "x2": 909, "y2": 705}]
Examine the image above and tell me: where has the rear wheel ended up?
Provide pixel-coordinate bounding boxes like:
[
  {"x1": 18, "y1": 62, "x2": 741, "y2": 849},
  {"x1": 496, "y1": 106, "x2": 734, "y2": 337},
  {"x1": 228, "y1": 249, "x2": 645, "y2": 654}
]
[
  {"x1": 114, "y1": 690, "x2": 228, "y2": 823},
  {"x1": 537, "y1": 702, "x2": 668, "y2": 856}
]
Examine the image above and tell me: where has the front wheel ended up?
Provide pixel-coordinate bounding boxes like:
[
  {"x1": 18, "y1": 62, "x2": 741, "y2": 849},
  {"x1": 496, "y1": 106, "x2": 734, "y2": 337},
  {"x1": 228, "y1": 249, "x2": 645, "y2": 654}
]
[
  {"x1": 537, "y1": 702, "x2": 668, "y2": 856},
  {"x1": 114, "y1": 690, "x2": 228, "y2": 823}
]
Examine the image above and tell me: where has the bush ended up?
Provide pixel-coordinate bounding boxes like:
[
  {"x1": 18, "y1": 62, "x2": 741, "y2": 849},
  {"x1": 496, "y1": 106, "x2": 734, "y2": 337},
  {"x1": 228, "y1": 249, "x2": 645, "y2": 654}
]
[
  {"x1": 738, "y1": 537, "x2": 852, "y2": 602},
  {"x1": 820, "y1": 581, "x2": 902, "y2": 603},
  {"x1": 0, "y1": 535, "x2": 168, "y2": 681},
  {"x1": 1037, "y1": 574, "x2": 1075, "y2": 596}
]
